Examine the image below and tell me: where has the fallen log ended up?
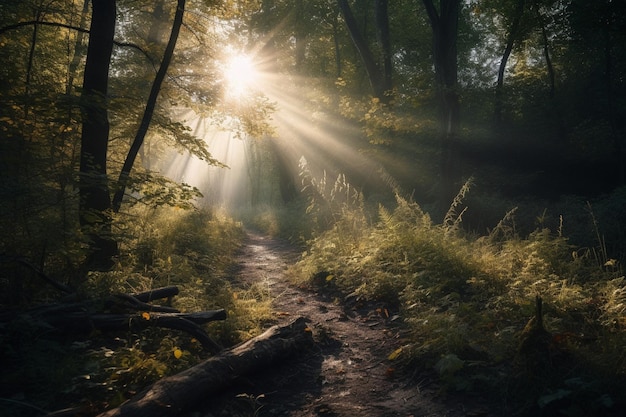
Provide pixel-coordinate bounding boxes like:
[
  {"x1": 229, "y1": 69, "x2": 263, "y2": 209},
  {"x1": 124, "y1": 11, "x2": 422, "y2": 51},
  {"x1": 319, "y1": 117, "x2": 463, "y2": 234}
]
[{"x1": 96, "y1": 317, "x2": 314, "y2": 417}]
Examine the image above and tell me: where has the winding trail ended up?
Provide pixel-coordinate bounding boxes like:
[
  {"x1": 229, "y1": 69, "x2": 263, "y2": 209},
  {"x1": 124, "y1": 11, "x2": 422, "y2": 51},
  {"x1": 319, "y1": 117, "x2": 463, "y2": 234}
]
[{"x1": 197, "y1": 231, "x2": 474, "y2": 417}]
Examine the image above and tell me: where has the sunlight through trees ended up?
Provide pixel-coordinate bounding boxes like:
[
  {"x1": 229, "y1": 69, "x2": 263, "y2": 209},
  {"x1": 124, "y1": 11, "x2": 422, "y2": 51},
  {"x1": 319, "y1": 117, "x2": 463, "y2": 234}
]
[{"x1": 1, "y1": 0, "x2": 625, "y2": 415}]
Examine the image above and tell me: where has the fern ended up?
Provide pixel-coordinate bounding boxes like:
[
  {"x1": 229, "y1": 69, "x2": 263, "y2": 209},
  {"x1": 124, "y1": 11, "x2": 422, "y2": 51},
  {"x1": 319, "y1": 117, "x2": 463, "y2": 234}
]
[
  {"x1": 378, "y1": 204, "x2": 394, "y2": 229},
  {"x1": 443, "y1": 177, "x2": 473, "y2": 232},
  {"x1": 488, "y1": 206, "x2": 518, "y2": 242}
]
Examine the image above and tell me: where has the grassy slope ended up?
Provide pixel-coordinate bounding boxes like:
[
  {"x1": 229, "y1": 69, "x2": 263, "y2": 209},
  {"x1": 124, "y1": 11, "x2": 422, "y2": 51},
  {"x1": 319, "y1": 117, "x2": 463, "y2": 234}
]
[{"x1": 289, "y1": 183, "x2": 626, "y2": 416}]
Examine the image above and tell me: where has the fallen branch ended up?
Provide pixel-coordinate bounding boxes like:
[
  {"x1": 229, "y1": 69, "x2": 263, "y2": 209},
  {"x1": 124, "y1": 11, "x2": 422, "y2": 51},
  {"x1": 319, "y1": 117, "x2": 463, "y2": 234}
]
[
  {"x1": 44, "y1": 310, "x2": 226, "y2": 352},
  {"x1": 110, "y1": 294, "x2": 179, "y2": 313},
  {"x1": 96, "y1": 317, "x2": 314, "y2": 417},
  {"x1": 131, "y1": 286, "x2": 179, "y2": 302},
  {"x1": 1, "y1": 285, "x2": 226, "y2": 352},
  {"x1": 0, "y1": 254, "x2": 73, "y2": 294}
]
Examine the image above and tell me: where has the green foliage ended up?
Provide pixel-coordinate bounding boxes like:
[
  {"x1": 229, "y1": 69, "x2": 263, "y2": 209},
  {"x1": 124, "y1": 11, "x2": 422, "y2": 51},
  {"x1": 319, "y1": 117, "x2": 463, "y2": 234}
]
[
  {"x1": 293, "y1": 181, "x2": 626, "y2": 413},
  {"x1": 0, "y1": 206, "x2": 279, "y2": 414}
]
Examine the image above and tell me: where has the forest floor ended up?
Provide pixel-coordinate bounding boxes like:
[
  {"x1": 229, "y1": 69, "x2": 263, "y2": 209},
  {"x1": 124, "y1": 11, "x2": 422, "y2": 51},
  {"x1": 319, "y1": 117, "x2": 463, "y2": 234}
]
[{"x1": 190, "y1": 231, "x2": 491, "y2": 417}]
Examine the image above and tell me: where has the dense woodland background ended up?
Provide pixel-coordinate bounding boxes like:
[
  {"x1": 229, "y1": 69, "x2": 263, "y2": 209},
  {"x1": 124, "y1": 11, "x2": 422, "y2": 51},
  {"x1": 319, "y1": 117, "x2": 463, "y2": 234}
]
[{"x1": 1, "y1": 0, "x2": 625, "y2": 416}]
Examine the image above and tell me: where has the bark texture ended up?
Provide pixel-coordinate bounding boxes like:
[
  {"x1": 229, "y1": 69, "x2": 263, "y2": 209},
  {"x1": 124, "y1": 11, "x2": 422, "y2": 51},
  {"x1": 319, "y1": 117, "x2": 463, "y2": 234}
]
[{"x1": 97, "y1": 317, "x2": 314, "y2": 417}]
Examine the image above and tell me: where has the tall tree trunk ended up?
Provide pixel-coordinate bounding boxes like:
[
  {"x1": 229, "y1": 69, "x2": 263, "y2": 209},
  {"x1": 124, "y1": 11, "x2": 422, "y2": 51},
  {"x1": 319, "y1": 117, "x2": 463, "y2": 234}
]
[
  {"x1": 270, "y1": 138, "x2": 298, "y2": 204},
  {"x1": 24, "y1": 8, "x2": 42, "y2": 119},
  {"x1": 112, "y1": 0, "x2": 186, "y2": 213},
  {"x1": 375, "y1": 0, "x2": 392, "y2": 95},
  {"x1": 332, "y1": 13, "x2": 342, "y2": 78},
  {"x1": 534, "y1": 3, "x2": 567, "y2": 144},
  {"x1": 601, "y1": 1, "x2": 623, "y2": 183},
  {"x1": 67, "y1": 0, "x2": 90, "y2": 96},
  {"x1": 422, "y1": 0, "x2": 461, "y2": 216},
  {"x1": 337, "y1": 0, "x2": 391, "y2": 102},
  {"x1": 79, "y1": 0, "x2": 117, "y2": 271},
  {"x1": 494, "y1": 0, "x2": 526, "y2": 126},
  {"x1": 294, "y1": 0, "x2": 307, "y2": 72}
]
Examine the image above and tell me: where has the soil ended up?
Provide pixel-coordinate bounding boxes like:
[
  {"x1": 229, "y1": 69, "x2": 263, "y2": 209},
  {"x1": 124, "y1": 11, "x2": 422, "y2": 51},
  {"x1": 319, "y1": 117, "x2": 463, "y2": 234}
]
[{"x1": 190, "y1": 231, "x2": 489, "y2": 417}]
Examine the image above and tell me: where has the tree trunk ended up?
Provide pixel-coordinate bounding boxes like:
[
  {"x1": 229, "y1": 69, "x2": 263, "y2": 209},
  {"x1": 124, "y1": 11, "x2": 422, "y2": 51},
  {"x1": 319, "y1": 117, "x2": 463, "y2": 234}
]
[
  {"x1": 96, "y1": 317, "x2": 314, "y2": 417},
  {"x1": 601, "y1": 1, "x2": 624, "y2": 183},
  {"x1": 112, "y1": 0, "x2": 186, "y2": 213},
  {"x1": 332, "y1": 13, "x2": 342, "y2": 78},
  {"x1": 270, "y1": 138, "x2": 298, "y2": 204},
  {"x1": 422, "y1": 0, "x2": 461, "y2": 216},
  {"x1": 337, "y1": 0, "x2": 391, "y2": 102},
  {"x1": 79, "y1": 0, "x2": 117, "y2": 271},
  {"x1": 294, "y1": 0, "x2": 307, "y2": 72},
  {"x1": 494, "y1": 0, "x2": 526, "y2": 126},
  {"x1": 375, "y1": 0, "x2": 392, "y2": 93}
]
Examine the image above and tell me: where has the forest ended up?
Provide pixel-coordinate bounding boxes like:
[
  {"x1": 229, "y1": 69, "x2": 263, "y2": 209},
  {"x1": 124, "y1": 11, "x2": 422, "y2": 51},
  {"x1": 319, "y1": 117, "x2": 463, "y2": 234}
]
[{"x1": 1, "y1": 0, "x2": 625, "y2": 416}]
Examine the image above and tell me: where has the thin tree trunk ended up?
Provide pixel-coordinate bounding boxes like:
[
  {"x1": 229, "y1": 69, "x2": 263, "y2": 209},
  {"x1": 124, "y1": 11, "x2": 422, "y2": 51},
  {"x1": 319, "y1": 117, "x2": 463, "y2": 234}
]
[
  {"x1": 332, "y1": 13, "x2": 342, "y2": 78},
  {"x1": 79, "y1": 0, "x2": 117, "y2": 271},
  {"x1": 24, "y1": 8, "x2": 41, "y2": 119},
  {"x1": 534, "y1": 4, "x2": 567, "y2": 144},
  {"x1": 494, "y1": 0, "x2": 526, "y2": 126},
  {"x1": 112, "y1": 0, "x2": 186, "y2": 213},
  {"x1": 67, "y1": 0, "x2": 90, "y2": 96}
]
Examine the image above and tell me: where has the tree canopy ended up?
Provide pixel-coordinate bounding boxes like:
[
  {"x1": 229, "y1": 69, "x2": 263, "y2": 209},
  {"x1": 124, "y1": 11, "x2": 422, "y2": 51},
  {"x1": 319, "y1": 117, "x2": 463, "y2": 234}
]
[{"x1": 1, "y1": 0, "x2": 624, "y2": 286}]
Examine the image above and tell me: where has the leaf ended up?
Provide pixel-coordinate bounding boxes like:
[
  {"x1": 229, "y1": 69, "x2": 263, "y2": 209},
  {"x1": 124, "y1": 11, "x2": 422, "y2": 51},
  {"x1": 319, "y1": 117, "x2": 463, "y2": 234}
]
[
  {"x1": 141, "y1": 312, "x2": 151, "y2": 320},
  {"x1": 173, "y1": 348, "x2": 183, "y2": 359},
  {"x1": 434, "y1": 354, "x2": 464, "y2": 376},
  {"x1": 388, "y1": 347, "x2": 403, "y2": 361}
]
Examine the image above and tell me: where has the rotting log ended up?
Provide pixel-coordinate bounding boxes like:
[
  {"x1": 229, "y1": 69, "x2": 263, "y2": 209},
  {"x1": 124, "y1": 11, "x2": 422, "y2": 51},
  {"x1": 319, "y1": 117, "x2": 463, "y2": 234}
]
[{"x1": 96, "y1": 317, "x2": 314, "y2": 417}]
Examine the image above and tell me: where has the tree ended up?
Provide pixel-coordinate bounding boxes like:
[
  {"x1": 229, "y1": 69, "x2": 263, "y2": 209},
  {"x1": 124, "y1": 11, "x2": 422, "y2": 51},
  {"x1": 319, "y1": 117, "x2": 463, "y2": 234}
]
[
  {"x1": 337, "y1": 0, "x2": 393, "y2": 102},
  {"x1": 112, "y1": 0, "x2": 186, "y2": 213},
  {"x1": 494, "y1": 0, "x2": 527, "y2": 126},
  {"x1": 420, "y1": 0, "x2": 461, "y2": 212},
  {"x1": 78, "y1": 0, "x2": 117, "y2": 270},
  {"x1": 564, "y1": 0, "x2": 626, "y2": 183}
]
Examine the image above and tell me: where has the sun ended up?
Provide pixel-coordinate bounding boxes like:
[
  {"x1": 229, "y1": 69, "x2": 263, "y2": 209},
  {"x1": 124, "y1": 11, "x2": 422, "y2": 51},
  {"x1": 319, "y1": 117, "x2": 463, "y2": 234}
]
[{"x1": 222, "y1": 53, "x2": 259, "y2": 99}]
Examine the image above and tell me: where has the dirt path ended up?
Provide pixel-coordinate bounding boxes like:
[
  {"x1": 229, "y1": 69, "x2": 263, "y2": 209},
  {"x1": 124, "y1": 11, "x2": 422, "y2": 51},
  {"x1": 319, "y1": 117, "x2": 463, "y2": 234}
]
[{"x1": 195, "y1": 231, "x2": 475, "y2": 417}]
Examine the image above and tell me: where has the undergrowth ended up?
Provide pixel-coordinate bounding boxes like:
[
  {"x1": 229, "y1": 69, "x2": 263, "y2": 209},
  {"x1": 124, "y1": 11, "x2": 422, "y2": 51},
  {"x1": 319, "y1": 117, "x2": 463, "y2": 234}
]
[
  {"x1": 0, "y1": 206, "x2": 273, "y2": 415},
  {"x1": 291, "y1": 177, "x2": 626, "y2": 416}
]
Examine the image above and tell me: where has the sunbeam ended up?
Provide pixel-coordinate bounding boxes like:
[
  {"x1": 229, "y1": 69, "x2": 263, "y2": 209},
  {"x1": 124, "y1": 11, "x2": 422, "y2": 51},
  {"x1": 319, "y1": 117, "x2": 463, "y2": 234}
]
[
  {"x1": 152, "y1": 31, "x2": 398, "y2": 212},
  {"x1": 158, "y1": 111, "x2": 250, "y2": 209}
]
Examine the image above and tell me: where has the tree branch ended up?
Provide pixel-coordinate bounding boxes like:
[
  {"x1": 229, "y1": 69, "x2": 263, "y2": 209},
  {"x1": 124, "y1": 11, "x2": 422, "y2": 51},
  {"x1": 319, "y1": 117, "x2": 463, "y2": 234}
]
[{"x1": 0, "y1": 20, "x2": 154, "y2": 65}]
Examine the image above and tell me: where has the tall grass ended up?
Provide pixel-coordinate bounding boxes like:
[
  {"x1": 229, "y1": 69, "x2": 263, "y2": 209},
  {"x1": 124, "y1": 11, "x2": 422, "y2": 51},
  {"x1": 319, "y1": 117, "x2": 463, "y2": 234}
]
[{"x1": 291, "y1": 177, "x2": 626, "y2": 415}]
